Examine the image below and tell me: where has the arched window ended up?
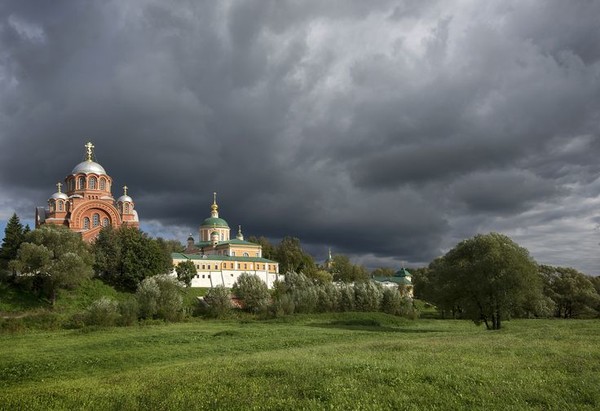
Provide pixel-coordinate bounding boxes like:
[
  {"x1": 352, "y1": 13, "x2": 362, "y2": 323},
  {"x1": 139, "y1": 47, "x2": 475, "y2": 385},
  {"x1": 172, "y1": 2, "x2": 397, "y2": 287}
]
[
  {"x1": 99, "y1": 178, "x2": 106, "y2": 190},
  {"x1": 78, "y1": 177, "x2": 85, "y2": 189},
  {"x1": 102, "y1": 218, "x2": 109, "y2": 227},
  {"x1": 83, "y1": 217, "x2": 90, "y2": 229},
  {"x1": 243, "y1": 253, "x2": 249, "y2": 257},
  {"x1": 124, "y1": 203, "x2": 130, "y2": 214},
  {"x1": 89, "y1": 177, "x2": 97, "y2": 189},
  {"x1": 93, "y1": 213, "x2": 100, "y2": 227},
  {"x1": 58, "y1": 201, "x2": 63, "y2": 211}
]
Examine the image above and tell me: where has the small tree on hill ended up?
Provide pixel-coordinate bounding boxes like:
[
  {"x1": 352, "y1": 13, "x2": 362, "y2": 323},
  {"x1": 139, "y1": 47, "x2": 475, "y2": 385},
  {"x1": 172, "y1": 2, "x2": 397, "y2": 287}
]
[
  {"x1": 175, "y1": 260, "x2": 196, "y2": 287},
  {"x1": 9, "y1": 226, "x2": 93, "y2": 305},
  {"x1": 94, "y1": 226, "x2": 172, "y2": 292}
]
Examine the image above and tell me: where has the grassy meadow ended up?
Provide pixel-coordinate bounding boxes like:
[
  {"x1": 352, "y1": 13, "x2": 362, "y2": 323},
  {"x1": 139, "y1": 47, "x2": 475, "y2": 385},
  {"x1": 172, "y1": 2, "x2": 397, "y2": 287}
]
[{"x1": 1, "y1": 314, "x2": 599, "y2": 410}]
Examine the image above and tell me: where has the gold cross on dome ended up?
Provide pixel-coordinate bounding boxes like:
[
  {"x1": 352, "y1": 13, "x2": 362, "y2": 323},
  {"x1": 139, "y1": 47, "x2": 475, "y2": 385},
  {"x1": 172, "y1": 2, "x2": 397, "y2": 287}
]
[
  {"x1": 85, "y1": 142, "x2": 95, "y2": 161},
  {"x1": 56, "y1": 182, "x2": 62, "y2": 193},
  {"x1": 123, "y1": 185, "x2": 128, "y2": 195}
]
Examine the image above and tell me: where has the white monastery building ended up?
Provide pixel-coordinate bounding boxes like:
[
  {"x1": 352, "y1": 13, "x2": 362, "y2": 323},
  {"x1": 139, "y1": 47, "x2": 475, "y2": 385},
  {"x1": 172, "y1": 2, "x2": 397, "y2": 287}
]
[{"x1": 171, "y1": 193, "x2": 281, "y2": 288}]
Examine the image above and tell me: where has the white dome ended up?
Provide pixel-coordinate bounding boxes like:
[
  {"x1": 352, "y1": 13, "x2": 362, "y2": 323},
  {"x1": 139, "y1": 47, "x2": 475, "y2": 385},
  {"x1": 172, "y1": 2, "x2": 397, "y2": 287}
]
[
  {"x1": 71, "y1": 160, "x2": 106, "y2": 175},
  {"x1": 117, "y1": 195, "x2": 133, "y2": 203},
  {"x1": 50, "y1": 192, "x2": 69, "y2": 200}
]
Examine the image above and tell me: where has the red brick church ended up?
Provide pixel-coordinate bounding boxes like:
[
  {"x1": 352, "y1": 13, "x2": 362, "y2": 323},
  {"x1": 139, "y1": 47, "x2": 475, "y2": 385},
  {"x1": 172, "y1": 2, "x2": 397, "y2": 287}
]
[{"x1": 35, "y1": 142, "x2": 139, "y2": 242}]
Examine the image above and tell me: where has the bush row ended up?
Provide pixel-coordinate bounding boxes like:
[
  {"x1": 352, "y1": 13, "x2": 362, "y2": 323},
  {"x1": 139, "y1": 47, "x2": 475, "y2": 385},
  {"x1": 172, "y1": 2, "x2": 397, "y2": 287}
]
[{"x1": 202, "y1": 272, "x2": 417, "y2": 319}]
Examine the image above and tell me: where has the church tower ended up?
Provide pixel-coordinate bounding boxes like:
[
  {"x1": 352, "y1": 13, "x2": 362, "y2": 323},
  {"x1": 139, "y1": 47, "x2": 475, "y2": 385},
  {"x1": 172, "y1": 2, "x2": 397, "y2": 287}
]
[
  {"x1": 199, "y1": 192, "x2": 230, "y2": 243},
  {"x1": 36, "y1": 142, "x2": 139, "y2": 242}
]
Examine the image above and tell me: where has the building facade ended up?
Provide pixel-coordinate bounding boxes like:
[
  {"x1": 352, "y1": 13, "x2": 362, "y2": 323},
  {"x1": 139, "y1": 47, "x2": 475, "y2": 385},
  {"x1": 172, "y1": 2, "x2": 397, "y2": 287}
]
[
  {"x1": 35, "y1": 142, "x2": 139, "y2": 242},
  {"x1": 372, "y1": 268, "x2": 414, "y2": 297},
  {"x1": 172, "y1": 194, "x2": 281, "y2": 288}
]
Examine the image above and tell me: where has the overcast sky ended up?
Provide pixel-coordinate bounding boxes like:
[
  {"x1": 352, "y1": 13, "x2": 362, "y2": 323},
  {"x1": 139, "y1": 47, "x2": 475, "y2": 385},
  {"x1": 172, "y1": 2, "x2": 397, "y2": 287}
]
[{"x1": 1, "y1": 1, "x2": 599, "y2": 274}]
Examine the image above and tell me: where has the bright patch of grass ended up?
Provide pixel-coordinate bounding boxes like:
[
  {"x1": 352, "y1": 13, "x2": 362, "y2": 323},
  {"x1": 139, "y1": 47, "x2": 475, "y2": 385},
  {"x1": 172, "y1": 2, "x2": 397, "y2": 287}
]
[{"x1": 0, "y1": 315, "x2": 599, "y2": 410}]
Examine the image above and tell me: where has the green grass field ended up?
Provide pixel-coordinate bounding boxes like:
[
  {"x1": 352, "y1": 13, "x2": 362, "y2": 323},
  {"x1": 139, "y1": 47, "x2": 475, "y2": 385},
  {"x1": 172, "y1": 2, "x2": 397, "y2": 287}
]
[{"x1": 1, "y1": 314, "x2": 599, "y2": 410}]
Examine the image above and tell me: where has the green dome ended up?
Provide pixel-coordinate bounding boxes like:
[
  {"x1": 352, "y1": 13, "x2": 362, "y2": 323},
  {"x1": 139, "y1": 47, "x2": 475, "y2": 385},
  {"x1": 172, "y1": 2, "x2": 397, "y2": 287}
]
[
  {"x1": 394, "y1": 268, "x2": 411, "y2": 278},
  {"x1": 201, "y1": 217, "x2": 229, "y2": 228}
]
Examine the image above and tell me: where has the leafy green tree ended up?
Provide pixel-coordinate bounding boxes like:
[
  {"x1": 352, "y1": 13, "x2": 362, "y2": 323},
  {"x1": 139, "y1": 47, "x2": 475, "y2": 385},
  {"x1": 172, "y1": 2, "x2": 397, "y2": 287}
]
[
  {"x1": 175, "y1": 260, "x2": 196, "y2": 287},
  {"x1": 232, "y1": 273, "x2": 270, "y2": 314},
  {"x1": 414, "y1": 259, "x2": 466, "y2": 319},
  {"x1": 275, "y1": 237, "x2": 317, "y2": 277},
  {"x1": 539, "y1": 265, "x2": 600, "y2": 318},
  {"x1": 330, "y1": 255, "x2": 369, "y2": 283},
  {"x1": 431, "y1": 233, "x2": 542, "y2": 330},
  {"x1": 311, "y1": 269, "x2": 333, "y2": 283},
  {"x1": 0, "y1": 213, "x2": 26, "y2": 273},
  {"x1": 93, "y1": 227, "x2": 172, "y2": 292},
  {"x1": 9, "y1": 226, "x2": 93, "y2": 305},
  {"x1": 371, "y1": 267, "x2": 395, "y2": 278},
  {"x1": 156, "y1": 238, "x2": 184, "y2": 253},
  {"x1": 247, "y1": 236, "x2": 276, "y2": 260}
]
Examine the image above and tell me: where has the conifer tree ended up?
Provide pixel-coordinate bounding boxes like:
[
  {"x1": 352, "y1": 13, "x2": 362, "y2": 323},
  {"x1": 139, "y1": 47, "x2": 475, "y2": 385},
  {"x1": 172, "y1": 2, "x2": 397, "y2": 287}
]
[{"x1": 0, "y1": 213, "x2": 26, "y2": 270}]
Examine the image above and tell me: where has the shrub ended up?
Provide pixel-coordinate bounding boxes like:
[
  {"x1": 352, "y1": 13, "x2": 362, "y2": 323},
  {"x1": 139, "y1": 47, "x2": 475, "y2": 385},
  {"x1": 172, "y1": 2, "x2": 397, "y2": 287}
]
[
  {"x1": 66, "y1": 313, "x2": 86, "y2": 329},
  {"x1": 136, "y1": 277, "x2": 160, "y2": 319},
  {"x1": 271, "y1": 293, "x2": 296, "y2": 317},
  {"x1": 317, "y1": 282, "x2": 340, "y2": 312},
  {"x1": 154, "y1": 275, "x2": 185, "y2": 322},
  {"x1": 232, "y1": 273, "x2": 270, "y2": 314},
  {"x1": 382, "y1": 288, "x2": 407, "y2": 316},
  {"x1": 203, "y1": 286, "x2": 232, "y2": 318},
  {"x1": 338, "y1": 283, "x2": 355, "y2": 311},
  {"x1": 291, "y1": 287, "x2": 319, "y2": 313},
  {"x1": 136, "y1": 275, "x2": 185, "y2": 321},
  {"x1": 85, "y1": 297, "x2": 119, "y2": 326},
  {"x1": 354, "y1": 282, "x2": 383, "y2": 312},
  {"x1": 118, "y1": 296, "x2": 139, "y2": 326}
]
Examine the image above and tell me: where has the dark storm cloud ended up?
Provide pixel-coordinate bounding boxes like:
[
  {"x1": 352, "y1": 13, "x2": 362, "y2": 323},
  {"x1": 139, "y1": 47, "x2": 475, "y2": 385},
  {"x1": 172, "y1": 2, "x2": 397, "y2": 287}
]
[{"x1": 1, "y1": 1, "x2": 599, "y2": 273}]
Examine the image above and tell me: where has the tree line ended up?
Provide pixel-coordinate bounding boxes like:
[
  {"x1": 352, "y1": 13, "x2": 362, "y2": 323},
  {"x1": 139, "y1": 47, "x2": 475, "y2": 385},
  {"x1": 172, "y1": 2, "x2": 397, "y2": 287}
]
[
  {"x1": 2, "y1": 213, "x2": 599, "y2": 330},
  {"x1": 411, "y1": 233, "x2": 600, "y2": 329}
]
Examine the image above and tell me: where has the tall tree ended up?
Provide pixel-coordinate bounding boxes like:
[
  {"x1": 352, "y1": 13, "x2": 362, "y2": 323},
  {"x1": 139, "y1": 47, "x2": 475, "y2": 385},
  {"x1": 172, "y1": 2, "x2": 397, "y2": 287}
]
[
  {"x1": 247, "y1": 236, "x2": 276, "y2": 260},
  {"x1": 175, "y1": 260, "x2": 196, "y2": 287},
  {"x1": 330, "y1": 255, "x2": 369, "y2": 283},
  {"x1": 0, "y1": 213, "x2": 26, "y2": 271},
  {"x1": 93, "y1": 226, "x2": 172, "y2": 292},
  {"x1": 275, "y1": 236, "x2": 316, "y2": 276},
  {"x1": 156, "y1": 238, "x2": 184, "y2": 254},
  {"x1": 371, "y1": 267, "x2": 396, "y2": 278},
  {"x1": 9, "y1": 225, "x2": 93, "y2": 305},
  {"x1": 539, "y1": 265, "x2": 600, "y2": 318},
  {"x1": 431, "y1": 233, "x2": 542, "y2": 330}
]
